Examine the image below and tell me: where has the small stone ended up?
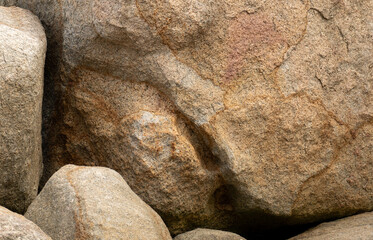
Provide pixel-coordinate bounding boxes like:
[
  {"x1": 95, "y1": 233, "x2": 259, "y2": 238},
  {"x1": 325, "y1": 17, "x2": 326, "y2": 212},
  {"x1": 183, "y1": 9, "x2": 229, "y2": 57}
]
[
  {"x1": 174, "y1": 228, "x2": 246, "y2": 240},
  {"x1": 25, "y1": 165, "x2": 172, "y2": 240},
  {"x1": 290, "y1": 211, "x2": 373, "y2": 240}
]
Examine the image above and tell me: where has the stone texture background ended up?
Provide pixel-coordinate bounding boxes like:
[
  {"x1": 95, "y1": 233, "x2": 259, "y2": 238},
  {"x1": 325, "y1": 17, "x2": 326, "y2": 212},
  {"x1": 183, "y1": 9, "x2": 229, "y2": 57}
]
[{"x1": 0, "y1": 0, "x2": 372, "y2": 237}]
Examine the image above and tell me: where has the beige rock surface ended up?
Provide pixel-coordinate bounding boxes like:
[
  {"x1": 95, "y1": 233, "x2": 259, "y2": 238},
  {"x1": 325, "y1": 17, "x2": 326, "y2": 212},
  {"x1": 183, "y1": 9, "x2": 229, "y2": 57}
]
[
  {"x1": 0, "y1": 206, "x2": 51, "y2": 240},
  {"x1": 3, "y1": 0, "x2": 372, "y2": 233},
  {"x1": 174, "y1": 228, "x2": 246, "y2": 240},
  {"x1": 1, "y1": 0, "x2": 232, "y2": 233},
  {"x1": 0, "y1": 6, "x2": 46, "y2": 213},
  {"x1": 47, "y1": 67, "x2": 230, "y2": 232},
  {"x1": 25, "y1": 165, "x2": 172, "y2": 240},
  {"x1": 290, "y1": 211, "x2": 373, "y2": 240}
]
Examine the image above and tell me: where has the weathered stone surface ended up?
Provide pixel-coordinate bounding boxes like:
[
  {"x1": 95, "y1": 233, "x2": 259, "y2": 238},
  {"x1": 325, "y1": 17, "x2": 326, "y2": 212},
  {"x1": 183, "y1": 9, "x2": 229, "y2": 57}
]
[
  {"x1": 290, "y1": 211, "x2": 373, "y2": 240},
  {"x1": 0, "y1": 6, "x2": 46, "y2": 213},
  {"x1": 1, "y1": 0, "x2": 231, "y2": 233},
  {"x1": 25, "y1": 165, "x2": 172, "y2": 240},
  {"x1": 0, "y1": 0, "x2": 16, "y2": 5},
  {"x1": 49, "y1": 68, "x2": 229, "y2": 233},
  {"x1": 174, "y1": 228, "x2": 246, "y2": 240},
  {"x1": 3, "y1": 0, "x2": 372, "y2": 234},
  {"x1": 0, "y1": 206, "x2": 51, "y2": 240}
]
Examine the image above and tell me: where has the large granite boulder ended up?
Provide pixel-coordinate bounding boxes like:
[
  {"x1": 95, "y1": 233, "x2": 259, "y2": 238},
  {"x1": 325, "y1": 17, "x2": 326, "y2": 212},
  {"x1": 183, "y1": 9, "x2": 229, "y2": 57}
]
[
  {"x1": 3, "y1": 0, "x2": 372, "y2": 234},
  {"x1": 290, "y1": 211, "x2": 373, "y2": 240},
  {"x1": 0, "y1": 206, "x2": 51, "y2": 240},
  {"x1": 0, "y1": 6, "x2": 46, "y2": 213},
  {"x1": 25, "y1": 165, "x2": 172, "y2": 240},
  {"x1": 174, "y1": 228, "x2": 246, "y2": 240},
  {"x1": 1, "y1": 0, "x2": 231, "y2": 233}
]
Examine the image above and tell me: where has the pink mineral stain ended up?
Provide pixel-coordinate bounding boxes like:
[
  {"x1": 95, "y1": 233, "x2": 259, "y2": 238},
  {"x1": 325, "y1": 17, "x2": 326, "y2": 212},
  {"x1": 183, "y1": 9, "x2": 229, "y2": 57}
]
[{"x1": 223, "y1": 12, "x2": 286, "y2": 84}]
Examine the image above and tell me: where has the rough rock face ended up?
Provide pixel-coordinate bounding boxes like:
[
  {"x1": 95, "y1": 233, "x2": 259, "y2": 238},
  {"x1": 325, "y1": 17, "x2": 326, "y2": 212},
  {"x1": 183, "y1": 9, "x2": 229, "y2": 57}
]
[
  {"x1": 3, "y1": 0, "x2": 372, "y2": 234},
  {"x1": 49, "y1": 69, "x2": 229, "y2": 232},
  {"x1": 290, "y1": 211, "x2": 373, "y2": 240},
  {"x1": 0, "y1": 0, "x2": 16, "y2": 5},
  {"x1": 25, "y1": 165, "x2": 172, "y2": 240},
  {"x1": 0, "y1": 206, "x2": 51, "y2": 240},
  {"x1": 0, "y1": 6, "x2": 46, "y2": 213},
  {"x1": 1, "y1": 0, "x2": 232, "y2": 233},
  {"x1": 174, "y1": 228, "x2": 246, "y2": 240}
]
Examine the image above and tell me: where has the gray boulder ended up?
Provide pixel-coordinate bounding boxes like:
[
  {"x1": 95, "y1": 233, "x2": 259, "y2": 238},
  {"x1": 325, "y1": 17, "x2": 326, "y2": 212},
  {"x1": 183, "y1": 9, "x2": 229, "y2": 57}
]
[{"x1": 0, "y1": 6, "x2": 46, "y2": 213}]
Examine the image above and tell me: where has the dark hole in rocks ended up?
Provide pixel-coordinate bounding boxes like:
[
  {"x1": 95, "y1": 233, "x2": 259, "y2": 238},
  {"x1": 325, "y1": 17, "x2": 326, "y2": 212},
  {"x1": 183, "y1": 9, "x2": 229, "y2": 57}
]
[
  {"x1": 241, "y1": 221, "x2": 320, "y2": 239},
  {"x1": 225, "y1": 212, "x2": 322, "y2": 240},
  {"x1": 210, "y1": 185, "x2": 326, "y2": 239},
  {"x1": 214, "y1": 185, "x2": 234, "y2": 211}
]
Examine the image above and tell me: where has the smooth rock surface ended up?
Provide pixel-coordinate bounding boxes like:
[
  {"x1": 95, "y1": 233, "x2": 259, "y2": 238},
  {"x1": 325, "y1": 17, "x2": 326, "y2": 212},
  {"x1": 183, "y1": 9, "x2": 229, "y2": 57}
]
[
  {"x1": 3, "y1": 0, "x2": 372, "y2": 233},
  {"x1": 290, "y1": 211, "x2": 373, "y2": 240},
  {"x1": 0, "y1": 206, "x2": 51, "y2": 240},
  {"x1": 174, "y1": 228, "x2": 246, "y2": 240},
  {"x1": 0, "y1": 6, "x2": 46, "y2": 213},
  {"x1": 25, "y1": 165, "x2": 172, "y2": 240}
]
